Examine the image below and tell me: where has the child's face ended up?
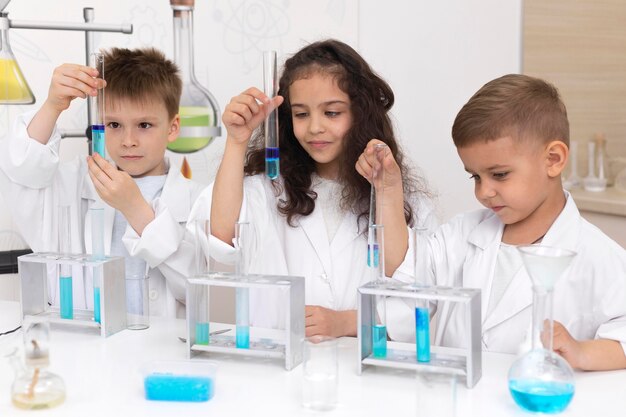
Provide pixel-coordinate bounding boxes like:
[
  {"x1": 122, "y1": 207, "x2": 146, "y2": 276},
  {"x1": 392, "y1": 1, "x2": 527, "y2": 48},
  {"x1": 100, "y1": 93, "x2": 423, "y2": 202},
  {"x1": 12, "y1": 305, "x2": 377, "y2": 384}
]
[
  {"x1": 457, "y1": 136, "x2": 555, "y2": 227},
  {"x1": 104, "y1": 97, "x2": 179, "y2": 177},
  {"x1": 289, "y1": 72, "x2": 352, "y2": 179}
]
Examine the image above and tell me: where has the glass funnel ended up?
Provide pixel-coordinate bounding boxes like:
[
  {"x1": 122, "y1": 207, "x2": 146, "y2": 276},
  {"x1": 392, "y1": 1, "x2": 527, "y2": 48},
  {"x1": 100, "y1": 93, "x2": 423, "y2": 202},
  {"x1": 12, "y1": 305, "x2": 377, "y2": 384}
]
[
  {"x1": 168, "y1": 0, "x2": 221, "y2": 155},
  {"x1": 10, "y1": 317, "x2": 65, "y2": 409},
  {"x1": 0, "y1": 12, "x2": 35, "y2": 104},
  {"x1": 508, "y1": 245, "x2": 577, "y2": 414}
]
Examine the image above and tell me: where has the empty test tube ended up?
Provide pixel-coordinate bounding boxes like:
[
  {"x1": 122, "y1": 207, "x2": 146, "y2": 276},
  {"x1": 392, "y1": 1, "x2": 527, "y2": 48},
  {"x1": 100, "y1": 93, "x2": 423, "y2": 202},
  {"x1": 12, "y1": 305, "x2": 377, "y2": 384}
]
[
  {"x1": 235, "y1": 221, "x2": 250, "y2": 349},
  {"x1": 263, "y1": 51, "x2": 279, "y2": 180}
]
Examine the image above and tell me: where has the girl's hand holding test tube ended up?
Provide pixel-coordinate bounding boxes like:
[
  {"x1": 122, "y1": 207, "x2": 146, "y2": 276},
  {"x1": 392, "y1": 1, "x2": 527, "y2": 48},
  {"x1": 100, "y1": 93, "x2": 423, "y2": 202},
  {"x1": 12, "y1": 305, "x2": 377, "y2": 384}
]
[
  {"x1": 222, "y1": 87, "x2": 283, "y2": 145},
  {"x1": 355, "y1": 139, "x2": 403, "y2": 193},
  {"x1": 86, "y1": 153, "x2": 154, "y2": 235},
  {"x1": 356, "y1": 139, "x2": 409, "y2": 276}
]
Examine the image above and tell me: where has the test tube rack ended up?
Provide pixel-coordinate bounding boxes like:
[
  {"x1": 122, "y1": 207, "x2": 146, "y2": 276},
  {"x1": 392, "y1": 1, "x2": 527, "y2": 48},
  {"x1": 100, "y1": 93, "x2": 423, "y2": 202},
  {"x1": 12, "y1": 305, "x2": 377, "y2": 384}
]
[
  {"x1": 186, "y1": 272, "x2": 305, "y2": 371},
  {"x1": 358, "y1": 281, "x2": 482, "y2": 388},
  {"x1": 18, "y1": 252, "x2": 126, "y2": 337}
]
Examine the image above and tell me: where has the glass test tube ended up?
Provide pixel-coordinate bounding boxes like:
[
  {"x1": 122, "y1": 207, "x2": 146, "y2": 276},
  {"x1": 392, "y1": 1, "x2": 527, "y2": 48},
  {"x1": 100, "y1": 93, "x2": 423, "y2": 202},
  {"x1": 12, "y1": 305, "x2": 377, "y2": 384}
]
[
  {"x1": 413, "y1": 227, "x2": 431, "y2": 362},
  {"x1": 235, "y1": 221, "x2": 250, "y2": 349},
  {"x1": 194, "y1": 219, "x2": 210, "y2": 344},
  {"x1": 89, "y1": 52, "x2": 105, "y2": 158},
  {"x1": 263, "y1": 51, "x2": 279, "y2": 180},
  {"x1": 58, "y1": 206, "x2": 73, "y2": 319},
  {"x1": 369, "y1": 224, "x2": 387, "y2": 357},
  {"x1": 367, "y1": 144, "x2": 387, "y2": 266},
  {"x1": 90, "y1": 207, "x2": 105, "y2": 323}
]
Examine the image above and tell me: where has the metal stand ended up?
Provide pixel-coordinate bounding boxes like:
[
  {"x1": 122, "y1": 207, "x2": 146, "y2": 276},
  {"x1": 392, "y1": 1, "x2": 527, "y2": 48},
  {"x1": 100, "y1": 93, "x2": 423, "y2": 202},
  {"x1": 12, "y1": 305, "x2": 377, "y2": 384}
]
[
  {"x1": 18, "y1": 252, "x2": 126, "y2": 337},
  {"x1": 358, "y1": 281, "x2": 482, "y2": 388},
  {"x1": 1, "y1": 2, "x2": 133, "y2": 149},
  {"x1": 186, "y1": 272, "x2": 305, "y2": 371}
]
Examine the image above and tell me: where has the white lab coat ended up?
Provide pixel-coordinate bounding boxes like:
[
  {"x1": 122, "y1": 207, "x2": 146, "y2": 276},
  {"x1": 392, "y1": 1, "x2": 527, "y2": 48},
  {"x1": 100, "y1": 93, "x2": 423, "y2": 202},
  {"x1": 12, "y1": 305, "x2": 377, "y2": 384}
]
[
  {"x1": 391, "y1": 192, "x2": 626, "y2": 355},
  {"x1": 188, "y1": 174, "x2": 438, "y2": 328},
  {"x1": 0, "y1": 110, "x2": 204, "y2": 317}
]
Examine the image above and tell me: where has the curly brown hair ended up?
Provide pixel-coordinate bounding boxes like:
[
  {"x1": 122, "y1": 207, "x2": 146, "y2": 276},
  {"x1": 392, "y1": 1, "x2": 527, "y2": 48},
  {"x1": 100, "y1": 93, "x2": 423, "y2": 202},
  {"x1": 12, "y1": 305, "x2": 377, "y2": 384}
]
[{"x1": 245, "y1": 39, "x2": 427, "y2": 229}]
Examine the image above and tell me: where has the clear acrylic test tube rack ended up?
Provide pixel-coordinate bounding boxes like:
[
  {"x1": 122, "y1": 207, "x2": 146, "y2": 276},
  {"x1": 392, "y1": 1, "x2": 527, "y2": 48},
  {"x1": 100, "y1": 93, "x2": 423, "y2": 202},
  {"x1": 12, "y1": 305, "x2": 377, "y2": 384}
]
[
  {"x1": 358, "y1": 281, "x2": 482, "y2": 388},
  {"x1": 186, "y1": 272, "x2": 305, "y2": 371},
  {"x1": 18, "y1": 252, "x2": 126, "y2": 337}
]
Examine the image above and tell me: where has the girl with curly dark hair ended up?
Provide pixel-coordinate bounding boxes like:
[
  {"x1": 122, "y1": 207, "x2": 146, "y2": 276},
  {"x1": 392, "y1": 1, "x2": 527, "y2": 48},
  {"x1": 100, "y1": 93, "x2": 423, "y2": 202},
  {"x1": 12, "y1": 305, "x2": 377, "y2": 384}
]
[{"x1": 195, "y1": 39, "x2": 436, "y2": 337}]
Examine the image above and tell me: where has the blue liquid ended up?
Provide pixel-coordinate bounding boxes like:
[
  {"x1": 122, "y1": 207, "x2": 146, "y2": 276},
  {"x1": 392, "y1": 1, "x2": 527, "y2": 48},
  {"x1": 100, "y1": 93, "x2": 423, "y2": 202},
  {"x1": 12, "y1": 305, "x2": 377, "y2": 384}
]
[
  {"x1": 60, "y1": 276, "x2": 73, "y2": 319},
  {"x1": 509, "y1": 380, "x2": 575, "y2": 414},
  {"x1": 372, "y1": 324, "x2": 387, "y2": 357},
  {"x1": 94, "y1": 286, "x2": 101, "y2": 324},
  {"x1": 92, "y1": 124, "x2": 105, "y2": 157},
  {"x1": 367, "y1": 243, "x2": 379, "y2": 267},
  {"x1": 415, "y1": 307, "x2": 430, "y2": 362},
  {"x1": 144, "y1": 374, "x2": 214, "y2": 402},
  {"x1": 196, "y1": 322, "x2": 209, "y2": 345},
  {"x1": 265, "y1": 147, "x2": 279, "y2": 179},
  {"x1": 236, "y1": 325, "x2": 250, "y2": 349}
]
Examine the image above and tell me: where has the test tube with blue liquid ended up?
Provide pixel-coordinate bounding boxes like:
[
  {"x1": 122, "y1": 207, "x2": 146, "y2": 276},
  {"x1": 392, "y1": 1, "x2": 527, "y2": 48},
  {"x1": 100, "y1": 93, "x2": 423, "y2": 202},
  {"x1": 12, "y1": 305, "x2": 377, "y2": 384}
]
[
  {"x1": 58, "y1": 206, "x2": 73, "y2": 319},
  {"x1": 90, "y1": 207, "x2": 105, "y2": 323},
  {"x1": 369, "y1": 224, "x2": 387, "y2": 358},
  {"x1": 368, "y1": 144, "x2": 387, "y2": 357},
  {"x1": 367, "y1": 144, "x2": 386, "y2": 267},
  {"x1": 235, "y1": 221, "x2": 250, "y2": 349},
  {"x1": 263, "y1": 51, "x2": 279, "y2": 180},
  {"x1": 89, "y1": 52, "x2": 105, "y2": 158},
  {"x1": 413, "y1": 227, "x2": 431, "y2": 363},
  {"x1": 194, "y1": 219, "x2": 210, "y2": 344}
]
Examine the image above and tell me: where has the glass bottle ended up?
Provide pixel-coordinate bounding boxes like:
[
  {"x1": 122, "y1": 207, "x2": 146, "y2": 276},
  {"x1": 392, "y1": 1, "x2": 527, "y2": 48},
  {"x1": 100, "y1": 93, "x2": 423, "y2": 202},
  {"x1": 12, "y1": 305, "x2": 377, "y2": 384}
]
[
  {"x1": 508, "y1": 245, "x2": 576, "y2": 414},
  {"x1": 10, "y1": 317, "x2": 65, "y2": 409},
  {"x1": 168, "y1": 0, "x2": 221, "y2": 155},
  {"x1": 594, "y1": 133, "x2": 611, "y2": 187},
  {"x1": 0, "y1": 12, "x2": 35, "y2": 104}
]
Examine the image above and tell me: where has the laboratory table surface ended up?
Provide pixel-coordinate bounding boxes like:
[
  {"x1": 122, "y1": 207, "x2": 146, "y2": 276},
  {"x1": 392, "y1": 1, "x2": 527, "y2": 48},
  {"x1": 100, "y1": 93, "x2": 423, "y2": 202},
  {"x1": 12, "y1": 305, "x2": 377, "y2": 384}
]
[{"x1": 1, "y1": 301, "x2": 626, "y2": 417}]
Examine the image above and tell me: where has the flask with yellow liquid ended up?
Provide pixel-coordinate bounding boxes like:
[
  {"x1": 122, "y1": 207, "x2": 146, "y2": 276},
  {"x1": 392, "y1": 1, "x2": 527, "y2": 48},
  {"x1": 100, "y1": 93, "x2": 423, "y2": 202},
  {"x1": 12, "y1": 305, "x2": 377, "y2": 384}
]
[{"x1": 0, "y1": 12, "x2": 35, "y2": 104}]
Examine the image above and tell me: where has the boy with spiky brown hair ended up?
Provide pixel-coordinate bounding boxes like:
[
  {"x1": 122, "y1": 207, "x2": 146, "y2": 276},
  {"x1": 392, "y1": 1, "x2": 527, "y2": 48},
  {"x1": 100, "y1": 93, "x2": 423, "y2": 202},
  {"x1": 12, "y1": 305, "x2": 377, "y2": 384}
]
[
  {"x1": 0, "y1": 47, "x2": 203, "y2": 317},
  {"x1": 392, "y1": 74, "x2": 626, "y2": 371}
]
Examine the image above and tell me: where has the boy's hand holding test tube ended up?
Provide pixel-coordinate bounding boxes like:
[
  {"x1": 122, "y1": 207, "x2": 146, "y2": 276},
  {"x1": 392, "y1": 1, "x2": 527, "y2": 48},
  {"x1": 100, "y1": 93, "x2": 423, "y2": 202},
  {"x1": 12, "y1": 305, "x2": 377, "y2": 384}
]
[
  {"x1": 27, "y1": 64, "x2": 105, "y2": 143},
  {"x1": 86, "y1": 153, "x2": 155, "y2": 235}
]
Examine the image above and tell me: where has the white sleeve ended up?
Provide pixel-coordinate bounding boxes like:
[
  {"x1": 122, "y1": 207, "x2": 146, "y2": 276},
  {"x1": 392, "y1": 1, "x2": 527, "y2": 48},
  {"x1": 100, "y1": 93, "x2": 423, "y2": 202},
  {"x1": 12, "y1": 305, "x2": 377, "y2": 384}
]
[
  {"x1": 187, "y1": 176, "x2": 269, "y2": 268},
  {"x1": 0, "y1": 109, "x2": 62, "y2": 189},
  {"x1": 122, "y1": 199, "x2": 185, "y2": 268}
]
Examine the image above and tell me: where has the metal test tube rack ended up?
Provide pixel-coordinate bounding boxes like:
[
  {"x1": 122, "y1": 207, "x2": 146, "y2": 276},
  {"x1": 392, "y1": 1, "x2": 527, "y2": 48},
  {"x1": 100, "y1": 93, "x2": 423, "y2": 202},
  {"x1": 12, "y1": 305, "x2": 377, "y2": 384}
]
[
  {"x1": 18, "y1": 252, "x2": 126, "y2": 337},
  {"x1": 186, "y1": 272, "x2": 305, "y2": 371},
  {"x1": 358, "y1": 281, "x2": 482, "y2": 388}
]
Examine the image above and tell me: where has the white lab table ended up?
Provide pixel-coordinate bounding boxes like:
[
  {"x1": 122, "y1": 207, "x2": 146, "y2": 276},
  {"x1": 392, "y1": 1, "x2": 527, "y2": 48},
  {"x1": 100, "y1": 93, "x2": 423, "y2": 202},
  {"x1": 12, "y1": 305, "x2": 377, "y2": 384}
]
[{"x1": 0, "y1": 305, "x2": 625, "y2": 416}]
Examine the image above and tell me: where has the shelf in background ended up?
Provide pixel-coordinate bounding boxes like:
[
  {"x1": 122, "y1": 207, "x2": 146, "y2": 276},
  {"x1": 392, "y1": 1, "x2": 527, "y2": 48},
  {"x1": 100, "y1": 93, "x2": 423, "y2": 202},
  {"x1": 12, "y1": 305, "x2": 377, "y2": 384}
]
[{"x1": 569, "y1": 187, "x2": 626, "y2": 217}]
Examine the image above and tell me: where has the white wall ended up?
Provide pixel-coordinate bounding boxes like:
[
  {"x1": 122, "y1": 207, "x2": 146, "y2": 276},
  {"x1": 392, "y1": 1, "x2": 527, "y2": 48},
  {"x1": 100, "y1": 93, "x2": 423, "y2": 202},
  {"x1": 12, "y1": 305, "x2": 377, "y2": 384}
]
[
  {"x1": 359, "y1": 0, "x2": 522, "y2": 221},
  {"x1": 0, "y1": 0, "x2": 522, "y2": 252}
]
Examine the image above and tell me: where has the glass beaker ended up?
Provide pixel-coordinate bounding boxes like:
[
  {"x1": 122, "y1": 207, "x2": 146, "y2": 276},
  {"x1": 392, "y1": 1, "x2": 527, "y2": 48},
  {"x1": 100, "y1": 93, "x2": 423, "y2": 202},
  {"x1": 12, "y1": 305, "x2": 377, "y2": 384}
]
[
  {"x1": 10, "y1": 317, "x2": 65, "y2": 409},
  {"x1": 302, "y1": 336, "x2": 338, "y2": 411},
  {"x1": 508, "y1": 245, "x2": 577, "y2": 414},
  {"x1": 0, "y1": 12, "x2": 35, "y2": 104},
  {"x1": 168, "y1": 0, "x2": 221, "y2": 155}
]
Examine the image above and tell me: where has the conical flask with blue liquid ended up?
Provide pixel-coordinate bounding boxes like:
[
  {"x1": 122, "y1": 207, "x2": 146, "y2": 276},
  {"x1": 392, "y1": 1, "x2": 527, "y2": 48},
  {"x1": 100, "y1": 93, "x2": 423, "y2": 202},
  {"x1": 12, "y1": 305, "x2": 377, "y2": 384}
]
[{"x1": 508, "y1": 245, "x2": 577, "y2": 414}]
